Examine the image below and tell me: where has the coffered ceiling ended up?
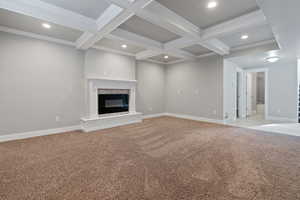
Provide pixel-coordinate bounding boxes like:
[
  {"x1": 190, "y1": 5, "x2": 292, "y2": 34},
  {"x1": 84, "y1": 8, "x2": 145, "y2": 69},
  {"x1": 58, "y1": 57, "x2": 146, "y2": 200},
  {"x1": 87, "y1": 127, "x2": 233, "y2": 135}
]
[
  {"x1": 0, "y1": 8, "x2": 83, "y2": 42},
  {"x1": 40, "y1": 0, "x2": 110, "y2": 19},
  {"x1": 156, "y1": 0, "x2": 259, "y2": 28},
  {"x1": 0, "y1": 0, "x2": 278, "y2": 64}
]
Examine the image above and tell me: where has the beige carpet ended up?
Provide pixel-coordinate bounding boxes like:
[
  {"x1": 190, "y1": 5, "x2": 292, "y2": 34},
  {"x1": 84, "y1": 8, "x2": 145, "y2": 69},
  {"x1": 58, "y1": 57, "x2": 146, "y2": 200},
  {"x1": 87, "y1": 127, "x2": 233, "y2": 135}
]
[{"x1": 0, "y1": 116, "x2": 300, "y2": 200}]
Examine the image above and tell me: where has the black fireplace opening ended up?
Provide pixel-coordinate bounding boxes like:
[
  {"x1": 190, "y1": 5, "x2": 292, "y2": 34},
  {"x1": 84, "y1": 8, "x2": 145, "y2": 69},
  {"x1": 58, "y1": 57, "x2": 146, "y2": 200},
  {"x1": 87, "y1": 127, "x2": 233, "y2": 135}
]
[{"x1": 98, "y1": 94, "x2": 129, "y2": 115}]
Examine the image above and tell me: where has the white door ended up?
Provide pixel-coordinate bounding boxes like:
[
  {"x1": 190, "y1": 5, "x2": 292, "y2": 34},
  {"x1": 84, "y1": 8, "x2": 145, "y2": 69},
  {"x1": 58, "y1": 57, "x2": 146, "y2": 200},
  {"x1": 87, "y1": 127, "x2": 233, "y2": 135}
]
[
  {"x1": 236, "y1": 72, "x2": 243, "y2": 118},
  {"x1": 246, "y1": 73, "x2": 252, "y2": 116}
]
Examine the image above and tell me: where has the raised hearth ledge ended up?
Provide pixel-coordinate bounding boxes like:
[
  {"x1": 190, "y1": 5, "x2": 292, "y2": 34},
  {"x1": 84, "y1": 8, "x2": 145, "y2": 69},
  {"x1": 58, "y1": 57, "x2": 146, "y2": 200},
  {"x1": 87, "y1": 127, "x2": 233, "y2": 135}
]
[{"x1": 81, "y1": 112, "x2": 143, "y2": 133}]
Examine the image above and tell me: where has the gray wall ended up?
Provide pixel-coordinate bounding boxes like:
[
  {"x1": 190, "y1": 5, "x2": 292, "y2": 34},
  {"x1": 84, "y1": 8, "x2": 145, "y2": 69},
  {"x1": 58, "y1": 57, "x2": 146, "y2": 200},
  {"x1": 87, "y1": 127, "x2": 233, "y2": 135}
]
[
  {"x1": 136, "y1": 61, "x2": 166, "y2": 115},
  {"x1": 267, "y1": 60, "x2": 298, "y2": 120},
  {"x1": 0, "y1": 31, "x2": 85, "y2": 135},
  {"x1": 84, "y1": 49, "x2": 136, "y2": 80},
  {"x1": 165, "y1": 55, "x2": 224, "y2": 120}
]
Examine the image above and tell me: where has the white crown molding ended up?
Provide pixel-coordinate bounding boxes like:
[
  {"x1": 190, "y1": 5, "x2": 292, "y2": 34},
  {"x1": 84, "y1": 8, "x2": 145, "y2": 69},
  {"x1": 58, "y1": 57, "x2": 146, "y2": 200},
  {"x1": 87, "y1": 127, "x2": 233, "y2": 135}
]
[
  {"x1": 231, "y1": 39, "x2": 276, "y2": 51},
  {"x1": 0, "y1": 25, "x2": 76, "y2": 47},
  {"x1": 0, "y1": 125, "x2": 80, "y2": 143},
  {"x1": 92, "y1": 45, "x2": 136, "y2": 57},
  {"x1": 0, "y1": 0, "x2": 97, "y2": 33}
]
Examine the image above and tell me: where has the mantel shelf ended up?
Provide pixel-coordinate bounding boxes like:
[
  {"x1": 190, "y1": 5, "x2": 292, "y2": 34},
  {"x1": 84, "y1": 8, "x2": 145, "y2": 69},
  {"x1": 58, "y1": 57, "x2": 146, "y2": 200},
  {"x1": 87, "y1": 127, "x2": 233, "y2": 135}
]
[{"x1": 86, "y1": 76, "x2": 137, "y2": 83}]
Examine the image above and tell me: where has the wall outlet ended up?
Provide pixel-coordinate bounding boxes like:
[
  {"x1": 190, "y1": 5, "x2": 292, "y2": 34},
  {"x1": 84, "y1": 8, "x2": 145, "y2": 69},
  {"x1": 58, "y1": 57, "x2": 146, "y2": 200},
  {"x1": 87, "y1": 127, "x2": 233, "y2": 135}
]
[
  {"x1": 177, "y1": 90, "x2": 182, "y2": 95},
  {"x1": 194, "y1": 89, "x2": 199, "y2": 95},
  {"x1": 213, "y1": 110, "x2": 217, "y2": 115},
  {"x1": 277, "y1": 109, "x2": 281, "y2": 114},
  {"x1": 149, "y1": 107, "x2": 153, "y2": 111},
  {"x1": 55, "y1": 116, "x2": 61, "y2": 122}
]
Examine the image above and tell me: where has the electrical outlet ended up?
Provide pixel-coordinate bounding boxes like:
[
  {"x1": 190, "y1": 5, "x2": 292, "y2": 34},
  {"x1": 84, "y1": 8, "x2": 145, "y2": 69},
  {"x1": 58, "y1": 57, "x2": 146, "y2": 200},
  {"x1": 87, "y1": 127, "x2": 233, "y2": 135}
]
[
  {"x1": 213, "y1": 110, "x2": 217, "y2": 115},
  {"x1": 194, "y1": 89, "x2": 199, "y2": 95},
  {"x1": 149, "y1": 107, "x2": 153, "y2": 111},
  {"x1": 55, "y1": 116, "x2": 61, "y2": 122},
  {"x1": 277, "y1": 109, "x2": 281, "y2": 114},
  {"x1": 177, "y1": 90, "x2": 182, "y2": 95}
]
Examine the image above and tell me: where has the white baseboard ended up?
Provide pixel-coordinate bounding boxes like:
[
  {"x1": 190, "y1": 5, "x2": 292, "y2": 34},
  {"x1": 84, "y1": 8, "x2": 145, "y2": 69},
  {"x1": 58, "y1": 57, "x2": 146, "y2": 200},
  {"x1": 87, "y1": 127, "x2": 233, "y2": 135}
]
[
  {"x1": 0, "y1": 125, "x2": 81, "y2": 143},
  {"x1": 143, "y1": 113, "x2": 168, "y2": 119},
  {"x1": 164, "y1": 113, "x2": 225, "y2": 124},
  {"x1": 266, "y1": 116, "x2": 298, "y2": 123}
]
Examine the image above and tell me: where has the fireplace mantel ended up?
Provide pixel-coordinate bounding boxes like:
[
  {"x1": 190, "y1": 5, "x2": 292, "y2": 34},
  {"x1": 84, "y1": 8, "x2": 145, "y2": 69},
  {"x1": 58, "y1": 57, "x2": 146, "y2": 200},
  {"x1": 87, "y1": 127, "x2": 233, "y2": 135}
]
[
  {"x1": 86, "y1": 76, "x2": 137, "y2": 83},
  {"x1": 81, "y1": 76, "x2": 142, "y2": 132}
]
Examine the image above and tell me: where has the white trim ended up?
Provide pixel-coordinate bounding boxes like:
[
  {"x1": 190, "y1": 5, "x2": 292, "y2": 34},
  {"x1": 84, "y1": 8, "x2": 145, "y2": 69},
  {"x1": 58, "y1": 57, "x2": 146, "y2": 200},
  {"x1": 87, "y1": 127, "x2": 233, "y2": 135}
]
[
  {"x1": 85, "y1": 76, "x2": 137, "y2": 83},
  {"x1": 0, "y1": 125, "x2": 81, "y2": 143},
  {"x1": 0, "y1": 25, "x2": 76, "y2": 47},
  {"x1": 231, "y1": 39, "x2": 277, "y2": 51},
  {"x1": 266, "y1": 116, "x2": 298, "y2": 123},
  {"x1": 145, "y1": 59, "x2": 166, "y2": 65},
  {"x1": 142, "y1": 113, "x2": 167, "y2": 119},
  {"x1": 92, "y1": 45, "x2": 135, "y2": 57},
  {"x1": 197, "y1": 52, "x2": 217, "y2": 58},
  {"x1": 165, "y1": 113, "x2": 225, "y2": 125},
  {"x1": 0, "y1": 0, "x2": 97, "y2": 33}
]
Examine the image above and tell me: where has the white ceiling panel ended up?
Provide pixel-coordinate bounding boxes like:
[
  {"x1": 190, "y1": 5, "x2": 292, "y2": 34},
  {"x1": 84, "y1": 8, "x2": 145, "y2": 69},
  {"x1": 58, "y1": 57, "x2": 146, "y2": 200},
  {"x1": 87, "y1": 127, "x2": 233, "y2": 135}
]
[
  {"x1": 182, "y1": 44, "x2": 212, "y2": 56},
  {"x1": 40, "y1": 0, "x2": 110, "y2": 19},
  {"x1": 220, "y1": 25, "x2": 274, "y2": 48},
  {"x1": 95, "y1": 38, "x2": 146, "y2": 54},
  {"x1": 156, "y1": 0, "x2": 259, "y2": 28},
  {"x1": 119, "y1": 16, "x2": 180, "y2": 43},
  {"x1": 0, "y1": 9, "x2": 83, "y2": 42}
]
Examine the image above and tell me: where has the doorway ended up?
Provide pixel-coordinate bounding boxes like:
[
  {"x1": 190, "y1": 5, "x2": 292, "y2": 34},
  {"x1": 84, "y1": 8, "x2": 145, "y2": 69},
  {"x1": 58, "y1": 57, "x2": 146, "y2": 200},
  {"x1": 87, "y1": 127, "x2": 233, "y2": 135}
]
[{"x1": 245, "y1": 70, "x2": 267, "y2": 120}]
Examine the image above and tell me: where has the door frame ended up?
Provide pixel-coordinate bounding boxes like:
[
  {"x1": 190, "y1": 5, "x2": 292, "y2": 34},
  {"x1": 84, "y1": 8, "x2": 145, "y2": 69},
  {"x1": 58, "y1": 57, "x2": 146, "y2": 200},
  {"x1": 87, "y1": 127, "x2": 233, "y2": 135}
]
[{"x1": 243, "y1": 68, "x2": 269, "y2": 120}]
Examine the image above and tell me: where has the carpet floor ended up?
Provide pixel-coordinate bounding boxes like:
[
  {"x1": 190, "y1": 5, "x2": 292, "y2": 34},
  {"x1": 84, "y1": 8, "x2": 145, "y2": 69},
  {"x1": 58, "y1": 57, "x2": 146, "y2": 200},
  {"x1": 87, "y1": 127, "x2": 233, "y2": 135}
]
[{"x1": 0, "y1": 116, "x2": 300, "y2": 200}]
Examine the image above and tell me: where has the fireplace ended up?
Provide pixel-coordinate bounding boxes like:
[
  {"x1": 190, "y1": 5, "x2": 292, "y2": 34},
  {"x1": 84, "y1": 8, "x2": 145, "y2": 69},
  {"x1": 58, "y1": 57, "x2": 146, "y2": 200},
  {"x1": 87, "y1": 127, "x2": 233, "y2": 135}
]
[
  {"x1": 98, "y1": 89, "x2": 129, "y2": 115},
  {"x1": 81, "y1": 77, "x2": 142, "y2": 132}
]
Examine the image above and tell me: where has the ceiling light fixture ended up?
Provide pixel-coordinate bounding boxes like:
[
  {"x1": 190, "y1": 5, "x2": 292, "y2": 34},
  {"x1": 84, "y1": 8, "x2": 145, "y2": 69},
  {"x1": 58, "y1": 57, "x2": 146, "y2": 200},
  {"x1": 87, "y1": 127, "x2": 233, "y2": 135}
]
[
  {"x1": 121, "y1": 44, "x2": 127, "y2": 49},
  {"x1": 207, "y1": 1, "x2": 218, "y2": 9},
  {"x1": 42, "y1": 23, "x2": 51, "y2": 29},
  {"x1": 241, "y1": 35, "x2": 249, "y2": 40},
  {"x1": 164, "y1": 55, "x2": 169, "y2": 59},
  {"x1": 266, "y1": 56, "x2": 280, "y2": 63}
]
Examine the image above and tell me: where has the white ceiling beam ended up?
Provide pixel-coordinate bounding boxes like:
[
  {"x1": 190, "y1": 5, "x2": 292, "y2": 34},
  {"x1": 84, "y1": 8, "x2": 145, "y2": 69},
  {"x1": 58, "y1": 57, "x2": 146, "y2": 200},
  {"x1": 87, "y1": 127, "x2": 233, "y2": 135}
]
[
  {"x1": 0, "y1": 0, "x2": 97, "y2": 33},
  {"x1": 134, "y1": 1, "x2": 229, "y2": 55},
  {"x1": 92, "y1": 45, "x2": 135, "y2": 57},
  {"x1": 136, "y1": 50, "x2": 163, "y2": 60},
  {"x1": 107, "y1": 28, "x2": 163, "y2": 50},
  {"x1": 164, "y1": 37, "x2": 229, "y2": 55},
  {"x1": 136, "y1": 1, "x2": 201, "y2": 38},
  {"x1": 107, "y1": 28, "x2": 195, "y2": 59},
  {"x1": 77, "y1": 0, "x2": 155, "y2": 50},
  {"x1": 202, "y1": 10, "x2": 267, "y2": 40},
  {"x1": 76, "y1": 4, "x2": 131, "y2": 49}
]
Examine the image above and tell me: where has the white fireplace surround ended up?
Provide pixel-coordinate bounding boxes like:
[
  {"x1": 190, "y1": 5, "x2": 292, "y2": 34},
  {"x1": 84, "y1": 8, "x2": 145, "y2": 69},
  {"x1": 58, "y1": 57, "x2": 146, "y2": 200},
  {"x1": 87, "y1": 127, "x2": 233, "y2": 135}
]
[{"x1": 81, "y1": 76, "x2": 142, "y2": 132}]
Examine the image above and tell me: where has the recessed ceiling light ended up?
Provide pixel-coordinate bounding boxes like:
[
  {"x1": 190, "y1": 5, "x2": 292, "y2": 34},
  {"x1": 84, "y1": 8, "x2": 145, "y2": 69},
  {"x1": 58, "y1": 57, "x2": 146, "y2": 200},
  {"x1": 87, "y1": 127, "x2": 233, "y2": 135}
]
[
  {"x1": 42, "y1": 23, "x2": 51, "y2": 29},
  {"x1": 121, "y1": 44, "x2": 127, "y2": 49},
  {"x1": 207, "y1": 1, "x2": 218, "y2": 9},
  {"x1": 266, "y1": 56, "x2": 280, "y2": 63},
  {"x1": 241, "y1": 35, "x2": 249, "y2": 40},
  {"x1": 164, "y1": 55, "x2": 169, "y2": 59}
]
